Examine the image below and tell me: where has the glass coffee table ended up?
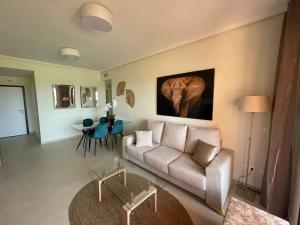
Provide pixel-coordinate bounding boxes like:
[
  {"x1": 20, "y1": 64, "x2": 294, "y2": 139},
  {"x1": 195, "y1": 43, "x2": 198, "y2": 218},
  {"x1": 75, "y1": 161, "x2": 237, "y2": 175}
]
[{"x1": 89, "y1": 161, "x2": 158, "y2": 225}]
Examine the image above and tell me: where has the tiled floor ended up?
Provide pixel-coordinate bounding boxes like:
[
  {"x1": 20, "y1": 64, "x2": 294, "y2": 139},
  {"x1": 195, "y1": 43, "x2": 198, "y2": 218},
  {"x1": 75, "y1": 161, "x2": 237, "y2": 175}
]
[{"x1": 0, "y1": 134, "x2": 225, "y2": 225}]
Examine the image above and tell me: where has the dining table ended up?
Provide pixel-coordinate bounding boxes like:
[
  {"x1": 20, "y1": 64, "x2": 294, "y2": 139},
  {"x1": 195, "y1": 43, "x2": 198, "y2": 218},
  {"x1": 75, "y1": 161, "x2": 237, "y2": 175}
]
[
  {"x1": 71, "y1": 121, "x2": 99, "y2": 132},
  {"x1": 72, "y1": 117, "x2": 131, "y2": 155}
]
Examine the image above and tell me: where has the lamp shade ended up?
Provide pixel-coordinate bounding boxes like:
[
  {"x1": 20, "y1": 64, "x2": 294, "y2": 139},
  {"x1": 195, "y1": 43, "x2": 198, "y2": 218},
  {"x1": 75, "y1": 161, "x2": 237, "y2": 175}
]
[{"x1": 239, "y1": 96, "x2": 271, "y2": 113}]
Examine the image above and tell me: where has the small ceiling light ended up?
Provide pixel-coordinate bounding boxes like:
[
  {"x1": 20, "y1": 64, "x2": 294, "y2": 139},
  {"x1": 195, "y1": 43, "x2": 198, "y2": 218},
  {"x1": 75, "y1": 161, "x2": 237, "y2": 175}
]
[
  {"x1": 60, "y1": 48, "x2": 80, "y2": 60},
  {"x1": 80, "y1": 3, "x2": 112, "y2": 32}
]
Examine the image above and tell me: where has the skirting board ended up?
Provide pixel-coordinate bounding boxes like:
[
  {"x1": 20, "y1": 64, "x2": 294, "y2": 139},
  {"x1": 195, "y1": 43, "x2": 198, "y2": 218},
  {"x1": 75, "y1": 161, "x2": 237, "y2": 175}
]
[
  {"x1": 30, "y1": 132, "x2": 41, "y2": 144},
  {"x1": 233, "y1": 178, "x2": 261, "y2": 194},
  {"x1": 0, "y1": 144, "x2": 2, "y2": 166},
  {"x1": 41, "y1": 134, "x2": 81, "y2": 145}
]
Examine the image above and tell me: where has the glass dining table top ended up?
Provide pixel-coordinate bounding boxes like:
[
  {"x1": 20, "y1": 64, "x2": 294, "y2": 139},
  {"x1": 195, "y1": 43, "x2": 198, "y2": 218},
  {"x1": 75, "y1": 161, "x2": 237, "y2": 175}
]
[
  {"x1": 72, "y1": 121, "x2": 99, "y2": 131},
  {"x1": 72, "y1": 117, "x2": 131, "y2": 131}
]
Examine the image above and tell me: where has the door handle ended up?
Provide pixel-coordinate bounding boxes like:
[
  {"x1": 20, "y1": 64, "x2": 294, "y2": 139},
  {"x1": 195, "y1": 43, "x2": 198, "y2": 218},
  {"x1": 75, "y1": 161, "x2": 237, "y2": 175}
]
[{"x1": 18, "y1": 110, "x2": 24, "y2": 112}]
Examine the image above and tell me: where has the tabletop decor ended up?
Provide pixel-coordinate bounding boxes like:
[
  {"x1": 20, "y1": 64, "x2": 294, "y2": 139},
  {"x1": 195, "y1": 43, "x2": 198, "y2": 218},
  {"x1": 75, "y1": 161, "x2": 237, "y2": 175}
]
[
  {"x1": 103, "y1": 99, "x2": 118, "y2": 123},
  {"x1": 157, "y1": 69, "x2": 214, "y2": 120}
]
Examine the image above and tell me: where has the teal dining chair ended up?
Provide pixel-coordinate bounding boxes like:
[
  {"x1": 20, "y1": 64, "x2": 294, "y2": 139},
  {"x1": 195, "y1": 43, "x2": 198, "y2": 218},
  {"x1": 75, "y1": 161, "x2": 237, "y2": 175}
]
[
  {"x1": 99, "y1": 117, "x2": 108, "y2": 124},
  {"x1": 89, "y1": 123, "x2": 109, "y2": 155},
  {"x1": 76, "y1": 118, "x2": 93, "y2": 155},
  {"x1": 110, "y1": 120, "x2": 123, "y2": 149}
]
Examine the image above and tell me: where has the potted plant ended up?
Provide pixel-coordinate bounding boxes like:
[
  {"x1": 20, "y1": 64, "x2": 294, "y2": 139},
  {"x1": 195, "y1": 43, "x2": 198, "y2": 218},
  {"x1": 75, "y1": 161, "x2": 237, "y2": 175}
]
[{"x1": 103, "y1": 99, "x2": 117, "y2": 126}]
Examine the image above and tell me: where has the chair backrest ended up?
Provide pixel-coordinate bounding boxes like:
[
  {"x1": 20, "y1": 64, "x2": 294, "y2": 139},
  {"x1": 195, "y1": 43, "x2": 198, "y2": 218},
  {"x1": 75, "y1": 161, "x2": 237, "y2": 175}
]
[
  {"x1": 111, "y1": 120, "x2": 123, "y2": 134},
  {"x1": 93, "y1": 123, "x2": 108, "y2": 138},
  {"x1": 99, "y1": 117, "x2": 108, "y2": 124},
  {"x1": 83, "y1": 118, "x2": 93, "y2": 127}
]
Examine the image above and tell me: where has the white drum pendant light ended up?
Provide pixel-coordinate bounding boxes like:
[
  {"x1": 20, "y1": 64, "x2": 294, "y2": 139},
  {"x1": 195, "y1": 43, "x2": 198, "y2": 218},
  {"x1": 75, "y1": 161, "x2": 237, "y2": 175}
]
[
  {"x1": 60, "y1": 48, "x2": 80, "y2": 60},
  {"x1": 80, "y1": 3, "x2": 112, "y2": 32}
]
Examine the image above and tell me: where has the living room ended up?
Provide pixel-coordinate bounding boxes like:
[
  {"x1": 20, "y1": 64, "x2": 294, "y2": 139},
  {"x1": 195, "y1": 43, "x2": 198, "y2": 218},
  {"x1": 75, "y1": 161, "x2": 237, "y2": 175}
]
[{"x1": 0, "y1": 0, "x2": 299, "y2": 225}]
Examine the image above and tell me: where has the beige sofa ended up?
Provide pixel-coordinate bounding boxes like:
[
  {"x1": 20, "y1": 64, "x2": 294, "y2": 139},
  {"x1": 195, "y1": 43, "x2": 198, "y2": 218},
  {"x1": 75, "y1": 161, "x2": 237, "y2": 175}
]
[{"x1": 122, "y1": 120, "x2": 233, "y2": 213}]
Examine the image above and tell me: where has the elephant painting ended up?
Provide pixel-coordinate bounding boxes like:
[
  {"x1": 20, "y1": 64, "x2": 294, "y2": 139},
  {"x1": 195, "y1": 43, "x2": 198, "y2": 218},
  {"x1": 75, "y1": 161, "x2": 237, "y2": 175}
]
[
  {"x1": 157, "y1": 69, "x2": 214, "y2": 120},
  {"x1": 161, "y1": 76, "x2": 205, "y2": 117}
]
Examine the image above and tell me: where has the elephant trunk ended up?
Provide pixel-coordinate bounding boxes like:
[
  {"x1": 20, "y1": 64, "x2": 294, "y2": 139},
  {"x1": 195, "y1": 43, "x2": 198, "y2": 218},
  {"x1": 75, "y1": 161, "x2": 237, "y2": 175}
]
[{"x1": 172, "y1": 94, "x2": 182, "y2": 114}]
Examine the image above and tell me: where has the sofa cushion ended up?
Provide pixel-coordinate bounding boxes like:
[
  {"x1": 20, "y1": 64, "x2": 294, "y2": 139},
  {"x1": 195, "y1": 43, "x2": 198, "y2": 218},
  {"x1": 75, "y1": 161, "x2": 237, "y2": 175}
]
[
  {"x1": 185, "y1": 126, "x2": 221, "y2": 154},
  {"x1": 127, "y1": 143, "x2": 159, "y2": 162},
  {"x1": 144, "y1": 146, "x2": 182, "y2": 173},
  {"x1": 169, "y1": 154, "x2": 206, "y2": 190},
  {"x1": 147, "y1": 120, "x2": 164, "y2": 144},
  {"x1": 161, "y1": 123, "x2": 188, "y2": 152}
]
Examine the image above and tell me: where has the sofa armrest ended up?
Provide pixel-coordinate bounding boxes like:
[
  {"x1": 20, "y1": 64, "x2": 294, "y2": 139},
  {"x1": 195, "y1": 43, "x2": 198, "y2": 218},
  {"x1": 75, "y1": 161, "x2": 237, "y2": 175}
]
[
  {"x1": 205, "y1": 149, "x2": 233, "y2": 214},
  {"x1": 122, "y1": 135, "x2": 135, "y2": 159}
]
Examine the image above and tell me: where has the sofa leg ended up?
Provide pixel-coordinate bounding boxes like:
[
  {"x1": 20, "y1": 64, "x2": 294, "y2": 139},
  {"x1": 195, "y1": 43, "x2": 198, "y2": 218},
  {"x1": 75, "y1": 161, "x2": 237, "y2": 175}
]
[{"x1": 209, "y1": 205, "x2": 225, "y2": 216}]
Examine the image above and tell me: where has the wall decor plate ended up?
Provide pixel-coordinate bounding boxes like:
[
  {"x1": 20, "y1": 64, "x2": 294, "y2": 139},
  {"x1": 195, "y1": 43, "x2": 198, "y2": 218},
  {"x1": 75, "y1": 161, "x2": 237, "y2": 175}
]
[
  {"x1": 116, "y1": 81, "x2": 126, "y2": 96},
  {"x1": 126, "y1": 89, "x2": 135, "y2": 108}
]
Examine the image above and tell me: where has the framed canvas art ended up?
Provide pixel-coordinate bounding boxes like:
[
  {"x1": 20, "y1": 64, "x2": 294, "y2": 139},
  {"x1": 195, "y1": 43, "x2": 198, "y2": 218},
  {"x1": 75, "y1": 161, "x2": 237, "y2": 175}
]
[
  {"x1": 52, "y1": 84, "x2": 75, "y2": 109},
  {"x1": 157, "y1": 69, "x2": 214, "y2": 120},
  {"x1": 80, "y1": 86, "x2": 98, "y2": 108}
]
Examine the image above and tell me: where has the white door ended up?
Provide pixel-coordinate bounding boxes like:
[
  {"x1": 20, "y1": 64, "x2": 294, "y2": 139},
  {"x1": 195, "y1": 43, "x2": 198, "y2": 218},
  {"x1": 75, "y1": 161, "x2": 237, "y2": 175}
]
[{"x1": 0, "y1": 86, "x2": 27, "y2": 138}]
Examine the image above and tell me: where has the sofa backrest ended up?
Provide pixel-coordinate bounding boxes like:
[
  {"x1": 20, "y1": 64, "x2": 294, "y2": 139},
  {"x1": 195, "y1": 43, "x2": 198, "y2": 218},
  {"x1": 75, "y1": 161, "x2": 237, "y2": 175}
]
[
  {"x1": 147, "y1": 120, "x2": 165, "y2": 144},
  {"x1": 185, "y1": 126, "x2": 221, "y2": 154},
  {"x1": 160, "y1": 122, "x2": 188, "y2": 152},
  {"x1": 147, "y1": 120, "x2": 221, "y2": 154}
]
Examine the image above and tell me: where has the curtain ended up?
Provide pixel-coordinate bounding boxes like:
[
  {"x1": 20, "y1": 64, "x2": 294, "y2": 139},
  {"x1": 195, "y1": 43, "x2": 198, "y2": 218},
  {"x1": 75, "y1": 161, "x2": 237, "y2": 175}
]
[{"x1": 260, "y1": 0, "x2": 300, "y2": 219}]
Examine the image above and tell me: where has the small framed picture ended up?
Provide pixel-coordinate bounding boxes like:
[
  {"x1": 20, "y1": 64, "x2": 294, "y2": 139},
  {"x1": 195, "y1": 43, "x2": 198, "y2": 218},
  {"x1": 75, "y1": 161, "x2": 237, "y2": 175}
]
[{"x1": 80, "y1": 86, "x2": 98, "y2": 108}]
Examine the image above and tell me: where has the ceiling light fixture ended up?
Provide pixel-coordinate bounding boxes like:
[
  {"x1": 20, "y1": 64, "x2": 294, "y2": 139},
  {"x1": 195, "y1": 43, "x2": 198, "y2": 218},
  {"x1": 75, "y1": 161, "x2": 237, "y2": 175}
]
[
  {"x1": 60, "y1": 48, "x2": 80, "y2": 60},
  {"x1": 80, "y1": 3, "x2": 112, "y2": 32}
]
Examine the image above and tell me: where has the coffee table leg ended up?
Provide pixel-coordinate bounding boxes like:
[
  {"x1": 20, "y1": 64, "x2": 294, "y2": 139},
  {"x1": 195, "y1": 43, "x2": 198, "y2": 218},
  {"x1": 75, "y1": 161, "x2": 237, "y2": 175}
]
[
  {"x1": 99, "y1": 180, "x2": 102, "y2": 202},
  {"x1": 123, "y1": 170, "x2": 126, "y2": 186},
  {"x1": 126, "y1": 210, "x2": 130, "y2": 225},
  {"x1": 154, "y1": 191, "x2": 157, "y2": 212},
  {"x1": 122, "y1": 206, "x2": 131, "y2": 225}
]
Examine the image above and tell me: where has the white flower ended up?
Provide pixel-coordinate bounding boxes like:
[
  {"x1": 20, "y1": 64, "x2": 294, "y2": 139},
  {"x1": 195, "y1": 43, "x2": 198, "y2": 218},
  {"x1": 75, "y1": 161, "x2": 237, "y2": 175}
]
[
  {"x1": 112, "y1": 99, "x2": 117, "y2": 108},
  {"x1": 101, "y1": 100, "x2": 117, "y2": 114},
  {"x1": 102, "y1": 104, "x2": 110, "y2": 112}
]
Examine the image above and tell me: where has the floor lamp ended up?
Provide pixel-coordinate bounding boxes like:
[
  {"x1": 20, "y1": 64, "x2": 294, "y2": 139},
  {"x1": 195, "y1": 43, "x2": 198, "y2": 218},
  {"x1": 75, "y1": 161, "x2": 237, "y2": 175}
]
[{"x1": 237, "y1": 95, "x2": 271, "y2": 201}]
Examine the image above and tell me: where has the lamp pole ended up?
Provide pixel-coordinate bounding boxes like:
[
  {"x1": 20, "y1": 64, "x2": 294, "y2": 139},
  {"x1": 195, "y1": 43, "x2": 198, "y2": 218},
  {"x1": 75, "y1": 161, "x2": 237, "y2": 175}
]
[
  {"x1": 245, "y1": 112, "x2": 254, "y2": 194},
  {"x1": 237, "y1": 95, "x2": 270, "y2": 201}
]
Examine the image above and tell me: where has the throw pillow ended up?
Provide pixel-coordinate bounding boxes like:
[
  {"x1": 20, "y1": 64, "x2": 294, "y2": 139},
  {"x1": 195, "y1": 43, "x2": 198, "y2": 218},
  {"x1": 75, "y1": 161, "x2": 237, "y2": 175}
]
[
  {"x1": 135, "y1": 130, "x2": 153, "y2": 147},
  {"x1": 192, "y1": 139, "x2": 218, "y2": 168},
  {"x1": 185, "y1": 126, "x2": 221, "y2": 154}
]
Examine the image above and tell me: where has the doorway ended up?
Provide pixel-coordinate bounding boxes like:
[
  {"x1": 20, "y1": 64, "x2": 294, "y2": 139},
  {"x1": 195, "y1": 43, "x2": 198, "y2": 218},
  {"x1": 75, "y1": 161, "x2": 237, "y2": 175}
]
[
  {"x1": 0, "y1": 85, "x2": 29, "y2": 138},
  {"x1": 105, "y1": 79, "x2": 112, "y2": 104}
]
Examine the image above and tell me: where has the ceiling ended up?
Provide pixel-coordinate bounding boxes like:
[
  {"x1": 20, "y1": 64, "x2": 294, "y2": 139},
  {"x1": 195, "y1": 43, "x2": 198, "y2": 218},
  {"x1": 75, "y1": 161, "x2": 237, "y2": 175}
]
[{"x1": 0, "y1": 0, "x2": 288, "y2": 71}]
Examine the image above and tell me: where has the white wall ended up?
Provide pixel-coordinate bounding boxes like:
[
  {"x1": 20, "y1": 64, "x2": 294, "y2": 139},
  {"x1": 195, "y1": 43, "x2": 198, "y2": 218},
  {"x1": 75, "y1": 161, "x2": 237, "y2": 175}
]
[
  {"x1": 0, "y1": 57, "x2": 104, "y2": 144},
  {"x1": 0, "y1": 74, "x2": 37, "y2": 134},
  {"x1": 103, "y1": 14, "x2": 283, "y2": 188}
]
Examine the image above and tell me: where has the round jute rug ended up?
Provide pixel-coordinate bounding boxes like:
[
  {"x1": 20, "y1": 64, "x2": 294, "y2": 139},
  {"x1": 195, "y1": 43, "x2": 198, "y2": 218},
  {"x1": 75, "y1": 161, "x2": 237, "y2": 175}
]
[{"x1": 69, "y1": 173, "x2": 193, "y2": 225}]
